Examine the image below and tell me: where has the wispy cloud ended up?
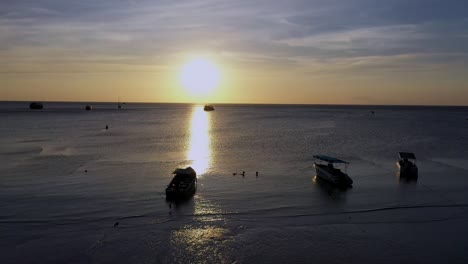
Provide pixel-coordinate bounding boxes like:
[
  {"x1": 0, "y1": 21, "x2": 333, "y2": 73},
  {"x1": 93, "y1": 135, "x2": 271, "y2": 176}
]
[
  {"x1": 3, "y1": 1, "x2": 467, "y2": 66},
  {"x1": 279, "y1": 25, "x2": 429, "y2": 50}
]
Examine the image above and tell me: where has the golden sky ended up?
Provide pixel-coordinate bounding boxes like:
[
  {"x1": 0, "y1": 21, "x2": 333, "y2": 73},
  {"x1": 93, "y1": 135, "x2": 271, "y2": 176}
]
[{"x1": 1, "y1": 1, "x2": 468, "y2": 105}]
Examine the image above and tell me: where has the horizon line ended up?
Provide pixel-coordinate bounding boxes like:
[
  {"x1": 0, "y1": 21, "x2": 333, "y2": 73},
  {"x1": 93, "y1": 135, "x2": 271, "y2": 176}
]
[{"x1": 1, "y1": 100, "x2": 468, "y2": 108}]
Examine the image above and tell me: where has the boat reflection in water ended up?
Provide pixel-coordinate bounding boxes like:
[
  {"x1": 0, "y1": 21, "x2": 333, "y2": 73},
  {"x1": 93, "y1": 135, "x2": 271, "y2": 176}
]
[
  {"x1": 397, "y1": 171, "x2": 418, "y2": 184},
  {"x1": 313, "y1": 175, "x2": 350, "y2": 202},
  {"x1": 187, "y1": 107, "x2": 212, "y2": 176}
]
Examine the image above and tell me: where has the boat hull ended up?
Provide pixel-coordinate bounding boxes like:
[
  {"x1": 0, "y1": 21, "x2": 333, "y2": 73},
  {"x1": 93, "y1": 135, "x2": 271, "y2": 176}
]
[
  {"x1": 397, "y1": 161, "x2": 418, "y2": 177},
  {"x1": 314, "y1": 163, "x2": 353, "y2": 186},
  {"x1": 166, "y1": 179, "x2": 197, "y2": 200}
]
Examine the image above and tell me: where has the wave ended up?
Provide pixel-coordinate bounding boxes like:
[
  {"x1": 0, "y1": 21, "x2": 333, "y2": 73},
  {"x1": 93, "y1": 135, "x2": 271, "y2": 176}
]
[
  {"x1": 0, "y1": 146, "x2": 43, "y2": 155},
  {"x1": 39, "y1": 145, "x2": 74, "y2": 156},
  {"x1": 432, "y1": 158, "x2": 468, "y2": 171},
  {"x1": 2, "y1": 203, "x2": 466, "y2": 231}
]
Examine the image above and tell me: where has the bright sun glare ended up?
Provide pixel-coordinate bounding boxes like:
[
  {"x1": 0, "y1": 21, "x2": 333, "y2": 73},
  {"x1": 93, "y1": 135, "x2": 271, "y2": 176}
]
[{"x1": 180, "y1": 58, "x2": 220, "y2": 96}]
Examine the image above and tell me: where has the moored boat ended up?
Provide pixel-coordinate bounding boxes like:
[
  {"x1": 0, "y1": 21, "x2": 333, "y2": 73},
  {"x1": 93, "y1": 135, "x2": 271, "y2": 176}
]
[
  {"x1": 397, "y1": 152, "x2": 418, "y2": 178},
  {"x1": 29, "y1": 102, "x2": 43, "y2": 109},
  {"x1": 313, "y1": 155, "x2": 353, "y2": 186},
  {"x1": 165, "y1": 167, "x2": 197, "y2": 200},
  {"x1": 204, "y1": 105, "x2": 215, "y2": 111}
]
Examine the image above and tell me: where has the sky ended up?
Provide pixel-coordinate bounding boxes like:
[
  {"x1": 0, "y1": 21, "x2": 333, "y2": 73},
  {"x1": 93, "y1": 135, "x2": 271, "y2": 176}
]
[{"x1": 1, "y1": 0, "x2": 468, "y2": 105}]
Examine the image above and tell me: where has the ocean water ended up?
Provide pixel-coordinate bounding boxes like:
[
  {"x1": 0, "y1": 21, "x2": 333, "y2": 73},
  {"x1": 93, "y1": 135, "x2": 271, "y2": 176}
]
[{"x1": 1, "y1": 102, "x2": 468, "y2": 263}]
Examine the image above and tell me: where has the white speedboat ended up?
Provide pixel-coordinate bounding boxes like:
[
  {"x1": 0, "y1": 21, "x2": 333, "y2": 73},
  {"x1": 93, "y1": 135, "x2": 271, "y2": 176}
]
[
  {"x1": 313, "y1": 155, "x2": 353, "y2": 186},
  {"x1": 397, "y1": 152, "x2": 418, "y2": 178}
]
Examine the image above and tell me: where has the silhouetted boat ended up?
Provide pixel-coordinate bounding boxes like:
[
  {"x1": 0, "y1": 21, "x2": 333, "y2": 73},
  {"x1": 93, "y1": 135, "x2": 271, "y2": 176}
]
[
  {"x1": 397, "y1": 152, "x2": 418, "y2": 177},
  {"x1": 29, "y1": 102, "x2": 43, "y2": 109},
  {"x1": 165, "y1": 167, "x2": 197, "y2": 200},
  {"x1": 117, "y1": 97, "x2": 122, "y2": 109},
  {"x1": 313, "y1": 155, "x2": 353, "y2": 186},
  {"x1": 204, "y1": 105, "x2": 215, "y2": 111},
  {"x1": 85, "y1": 105, "x2": 93, "y2": 110}
]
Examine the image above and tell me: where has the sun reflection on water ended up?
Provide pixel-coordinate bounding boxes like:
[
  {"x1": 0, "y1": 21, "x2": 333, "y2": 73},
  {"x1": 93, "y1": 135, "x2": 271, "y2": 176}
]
[
  {"x1": 170, "y1": 225, "x2": 230, "y2": 263},
  {"x1": 172, "y1": 109, "x2": 232, "y2": 262},
  {"x1": 188, "y1": 106, "x2": 212, "y2": 176}
]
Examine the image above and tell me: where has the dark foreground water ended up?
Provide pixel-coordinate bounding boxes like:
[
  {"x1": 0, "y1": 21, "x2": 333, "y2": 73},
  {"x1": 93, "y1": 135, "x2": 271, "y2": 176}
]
[{"x1": 1, "y1": 102, "x2": 468, "y2": 263}]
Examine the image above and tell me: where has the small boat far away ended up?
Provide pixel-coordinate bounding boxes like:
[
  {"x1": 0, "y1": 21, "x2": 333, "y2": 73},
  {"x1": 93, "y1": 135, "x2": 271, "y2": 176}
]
[
  {"x1": 397, "y1": 152, "x2": 418, "y2": 178},
  {"x1": 117, "y1": 96, "x2": 123, "y2": 109},
  {"x1": 29, "y1": 102, "x2": 43, "y2": 109},
  {"x1": 313, "y1": 155, "x2": 353, "y2": 186},
  {"x1": 85, "y1": 105, "x2": 93, "y2": 110},
  {"x1": 165, "y1": 167, "x2": 197, "y2": 200},
  {"x1": 204, "y1": 105, "x2": 215, "y2": 111}
]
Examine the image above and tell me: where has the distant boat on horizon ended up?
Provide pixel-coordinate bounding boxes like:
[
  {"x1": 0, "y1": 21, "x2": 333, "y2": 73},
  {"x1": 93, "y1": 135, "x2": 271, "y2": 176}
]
[
  {"x1": 85, "y1": 105, "x2": 93, "y2": 110},
  {"x1": 204, "y1": 105, "x2": 215, "y2": 111},
  {"x1": 29, "y1": 102, "x2": 43, "y2": 110},
  {"x1": 117, "y1": 97, "x2": 122, "y2": 109}
]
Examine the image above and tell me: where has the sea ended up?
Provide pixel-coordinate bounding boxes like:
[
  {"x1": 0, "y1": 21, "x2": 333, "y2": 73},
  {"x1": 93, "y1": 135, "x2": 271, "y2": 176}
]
[{"x1": 1, "y1": 102, "x2": 468, "y2": 263}]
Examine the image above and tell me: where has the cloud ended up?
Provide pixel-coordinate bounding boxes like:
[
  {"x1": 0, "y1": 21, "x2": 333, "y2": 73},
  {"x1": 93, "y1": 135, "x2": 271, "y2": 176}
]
[
  {"x1": 279, "y1": 25, "x2": 428, "y2": 50},
  {"x1": 0, "y1": 0, "x2": 467, "y2": 75}
]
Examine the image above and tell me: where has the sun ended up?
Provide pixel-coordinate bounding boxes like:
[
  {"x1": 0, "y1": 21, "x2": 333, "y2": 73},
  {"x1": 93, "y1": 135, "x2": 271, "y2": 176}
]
[{"x1": 180, "y1": 58, "x2": 220, "y2": 96}]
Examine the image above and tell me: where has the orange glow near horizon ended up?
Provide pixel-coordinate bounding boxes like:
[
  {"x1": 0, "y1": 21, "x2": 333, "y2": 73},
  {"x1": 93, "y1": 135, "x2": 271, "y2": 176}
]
[
  {"x1": 2, "y1": 53, "x2": 467, "y2": 106},
  {"x1": 187, "y1": 106, "x2": 212, "y2": 175}
]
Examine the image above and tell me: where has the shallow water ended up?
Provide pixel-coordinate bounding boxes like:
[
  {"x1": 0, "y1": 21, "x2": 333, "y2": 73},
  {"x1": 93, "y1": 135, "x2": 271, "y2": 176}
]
[{"x1": 1, "y1": 102, "x2": 468, "y2": 263}]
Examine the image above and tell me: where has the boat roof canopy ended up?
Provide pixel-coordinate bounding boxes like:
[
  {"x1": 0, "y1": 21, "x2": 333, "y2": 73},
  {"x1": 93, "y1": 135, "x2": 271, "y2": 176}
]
[
  {"x1": 398, "y1": 152, "x2": 416, "y2": 159},
  {"x1": 173, "y1": 167, "x2": 196, "y2": 175},
  {"x1": 313, "y1": 155, "x2": 349, "y2": 164}
]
